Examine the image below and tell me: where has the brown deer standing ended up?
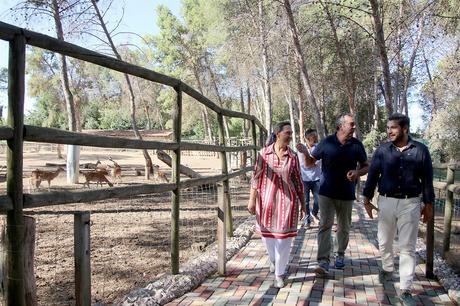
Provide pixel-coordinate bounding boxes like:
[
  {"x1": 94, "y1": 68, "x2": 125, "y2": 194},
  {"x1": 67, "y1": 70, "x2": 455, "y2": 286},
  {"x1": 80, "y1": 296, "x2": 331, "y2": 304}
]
[
  {"x1": 29, "y1": 167, "x2": 65, "y2": 192},
  {"x1": 80, "y1": 171, "x2": 113, "y2": 188},
  {"x1": 81, "y1": 159, "x2": 101, "y2": 169},
  {"x1": 153, "y1": 164, "x2": 169, "y2": 183},
  {"x1": 108, "y1": 156, "x2": 122, "y2": 185}
]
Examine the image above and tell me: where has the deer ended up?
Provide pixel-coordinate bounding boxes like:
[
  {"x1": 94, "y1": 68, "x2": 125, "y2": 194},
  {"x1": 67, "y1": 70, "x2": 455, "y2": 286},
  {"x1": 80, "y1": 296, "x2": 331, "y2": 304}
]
[
  {"x1": 81, "y1": 159, "x2": 101, "y2": 169},
  {"x1": 153, "y1": 164, "x2": 169, "y2": 183},
  {"x1": 108, "y1": 156, "x2": 122, "y2": 185},
  {"x1": 80, "y1": 170, "x2": 113, "y2": 188},
  {"x1": 29, "y1": 167, "x2": 65, "y2": 192}
]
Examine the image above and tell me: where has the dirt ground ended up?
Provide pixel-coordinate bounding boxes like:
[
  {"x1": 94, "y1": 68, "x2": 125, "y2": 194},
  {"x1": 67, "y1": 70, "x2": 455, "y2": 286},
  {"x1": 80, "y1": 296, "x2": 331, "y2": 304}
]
[
  {"x1": 0, "y1": 146, "x2": 251, "y2": 305},
  {"x1": 0, "y1": 146, "x2": 459, "y2": 304}
]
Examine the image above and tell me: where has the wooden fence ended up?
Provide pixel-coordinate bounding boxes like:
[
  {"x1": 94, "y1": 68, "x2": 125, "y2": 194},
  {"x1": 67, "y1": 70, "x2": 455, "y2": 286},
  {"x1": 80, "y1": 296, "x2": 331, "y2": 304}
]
[
  {"x1": 0, "y1": 22, "x2": 267, "y2": 306},
  {"x1": 432, "y1": 163, "x2": 460, "y2": 261}
]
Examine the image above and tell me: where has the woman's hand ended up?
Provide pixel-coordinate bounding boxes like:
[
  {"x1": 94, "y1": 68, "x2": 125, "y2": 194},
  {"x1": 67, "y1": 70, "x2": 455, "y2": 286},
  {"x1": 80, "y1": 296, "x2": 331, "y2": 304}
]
[
  {"x1": 300, "y1": 208, "x2": 306, "y2": 221},
  {"x1": 296, "y1": 143, "x2": 306, "y2": 153},
  {"x1": 248, "y1": 188, "x2": 257, "y2": 215},
  {"x1": 247, "y1": 200, "x2": 256, "y2": 215}
]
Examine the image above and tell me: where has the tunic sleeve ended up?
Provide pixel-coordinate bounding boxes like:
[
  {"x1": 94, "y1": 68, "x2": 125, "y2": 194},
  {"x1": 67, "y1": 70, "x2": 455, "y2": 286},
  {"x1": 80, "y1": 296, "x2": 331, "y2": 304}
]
[
  {"x1": 251, "y1": 151, "x2": 264, "y2": 190},
  {"x1": 292, "y1": 154, "x2": 305, "y2": 204}
]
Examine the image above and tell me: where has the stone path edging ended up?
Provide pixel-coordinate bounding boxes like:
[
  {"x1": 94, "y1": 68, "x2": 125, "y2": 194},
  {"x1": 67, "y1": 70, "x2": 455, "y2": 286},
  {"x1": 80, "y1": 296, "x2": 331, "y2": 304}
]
[{"x1": 417, "y1": 237, "x2": 460, "y2": 304}]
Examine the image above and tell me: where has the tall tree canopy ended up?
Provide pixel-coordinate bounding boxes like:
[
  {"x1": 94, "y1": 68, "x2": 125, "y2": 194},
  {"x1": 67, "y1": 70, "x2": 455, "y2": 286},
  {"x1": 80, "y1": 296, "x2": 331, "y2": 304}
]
[{"x1": 1, "y1": 0, "x2": 459, "y2": 160}]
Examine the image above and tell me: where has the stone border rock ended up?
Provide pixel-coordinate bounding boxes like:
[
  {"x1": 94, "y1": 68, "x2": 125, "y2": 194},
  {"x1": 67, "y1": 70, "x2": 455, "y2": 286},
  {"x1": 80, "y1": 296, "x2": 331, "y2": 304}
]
[
  {"x1": 120, "y1": 217, "x2": 256, "y2": 306},
  {"x1": 416, "y1": 237, "x2": 460, "y2": 304}
]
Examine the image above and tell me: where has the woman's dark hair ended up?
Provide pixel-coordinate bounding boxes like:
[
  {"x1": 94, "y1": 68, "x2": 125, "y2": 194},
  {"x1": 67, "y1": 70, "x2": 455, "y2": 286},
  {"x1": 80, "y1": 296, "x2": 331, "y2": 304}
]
[
  {"x1": 388, "y1": 113, "x2": 410, "y2": 129},
  {"x1": 304, "y1": 128, "x2": 317, "y2": 138},
  {"x1": 266, "y1": 121, "x2": 291, "y2": 146}
]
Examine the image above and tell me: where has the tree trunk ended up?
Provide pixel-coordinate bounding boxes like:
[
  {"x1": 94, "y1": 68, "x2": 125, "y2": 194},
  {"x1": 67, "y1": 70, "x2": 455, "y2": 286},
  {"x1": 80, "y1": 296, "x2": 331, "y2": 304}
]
[
  {"x1": 422, "y1": 50, "x2": 438, "y2": 117},
  {"x1": 192, "y1": 67, "x2": 213, "y2": 142},
  {"x1": 51, "y1": 0, "x2": 80, "y2": 184},
  {"x1": 240, "y1": 85, "x2": 249, "y2": 138},
  {"x1": 320, "y1": 0, "x2": 361, "y2": 138},
  {"x1": 239, "y1": 85, "x2": 248, "y2": 171},
  {"x1": 373, "y1": 57, "x2": 380, "y2": 130},
  {"x1": 394, "y1": 0, "x2": 404, "y2": 113},
  {"x1": 283, "y1": 0, "x2": 326, "y2": 138},
  {"x1": 401, "y1": 18, "x2": 424, "y2": 116},
  {"x1": 259, "y1": 0, "x2": 272, "y2": 132},
  {"x1": 204, "y1": 54, "x2": 230, "y2": 140},
  {"x1": 253, "y1": 81, "x2": 264, "y2": 121},
  {"x1": 90, "y1": 0, "x2": 153, "y2": 178},
  {"x1": 144, "y1": 104, "x2": 152, "y2": 130},
  {"x1": 369, "y1": 0, "x2": 394, "y2": 115},
  {"x1": 285, "y1": 45, "x2": 297, "y2": 143},
  {"x1": 296, "y1": 72, "x2": 305, "y2": 140},
  {"x1": 156, "y1": 150, "x2": 202, "y2": 179}
]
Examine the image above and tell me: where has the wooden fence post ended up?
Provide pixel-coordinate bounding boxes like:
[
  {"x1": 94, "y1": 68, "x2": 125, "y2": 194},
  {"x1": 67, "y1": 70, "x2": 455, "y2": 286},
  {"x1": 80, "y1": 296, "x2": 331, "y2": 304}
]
[
  {"x1": 74, "y1": 212, "x2": 91, "y2": 306},
  {"x1": 1, "y1": 216, "x2": 37, "y2": 306},
  {"x1": 217, "y1": 113, "x2": 233, "y2": 238},
  {"x1": 24, "y1": 216, "x2": 37, "y2": 306},
  {"x1": 442, "y1": 164, "x2": 455, "y2": 257},
  {"x1": 426, "y1": 209, "x2": 435, "y2": 279},
  {"x1": 171, "y1": 85, "x2": 182, "y2": 274},
  {"x1": 6, "y1": 34, "x2": 26, "y2": 306},
  {"x1": 217, "y1": 183, "x2": 226, "y2": 275}
]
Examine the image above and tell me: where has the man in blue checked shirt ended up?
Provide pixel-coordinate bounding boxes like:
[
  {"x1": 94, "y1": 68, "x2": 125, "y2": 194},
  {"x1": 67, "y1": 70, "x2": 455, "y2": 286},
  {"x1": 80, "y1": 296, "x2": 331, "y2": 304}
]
[{"x1": 362, "y1": 113, "x2": 434, "y2": 306}]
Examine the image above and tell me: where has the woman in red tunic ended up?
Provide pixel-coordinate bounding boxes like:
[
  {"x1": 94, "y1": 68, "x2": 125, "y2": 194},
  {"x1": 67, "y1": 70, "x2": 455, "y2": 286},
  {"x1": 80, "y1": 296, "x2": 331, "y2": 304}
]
[{"x1": 247, "y1": 121, "x2": 305, "y2": 288}]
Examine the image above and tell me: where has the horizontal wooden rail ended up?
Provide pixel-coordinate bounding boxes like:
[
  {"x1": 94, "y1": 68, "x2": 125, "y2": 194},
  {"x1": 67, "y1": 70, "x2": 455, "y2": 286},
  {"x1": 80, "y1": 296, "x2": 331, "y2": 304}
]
[
  {"x1": 182, "y1": 142, "x2": 259, "y2": 153},
  {"x1": 22, "y1": 183, "x2": 176, "y2": 209},
  {"x1": 433, "y1": 181, "x2": 448, "y2": 190},
  {"x1": 0, "y1": 167, "x2": 254, "y2": 211},
  {"x1": 24, "y1": 125, "x2": 178, "y2": 150},
  {"x1": 433, "y1": 162, "x2": 460, "y2": 170},
  {"x1": 23, "y1": 125, "x2": 260, "y2": 152},
  {"x1": 433, "y1": 181, "x2": 460, "y2": 195},
  {"x1": 0, "y1": 22, "x2": 267, "y2": 133},
  {"x1": 448, "y1": 183, "x2": 460, "y2": 195},
  {"x1": 227, "y1": 166, "x2": 253, "y2": 179},
  {"x1": 180, "y1": 174, "x2": 226, "y2": 189},
  {"x1": 181, "y1": 83, "x2": 264, "y2": 129},
  {"x1": 0, "y1": 127, "x2": 13, "y2": 140}
]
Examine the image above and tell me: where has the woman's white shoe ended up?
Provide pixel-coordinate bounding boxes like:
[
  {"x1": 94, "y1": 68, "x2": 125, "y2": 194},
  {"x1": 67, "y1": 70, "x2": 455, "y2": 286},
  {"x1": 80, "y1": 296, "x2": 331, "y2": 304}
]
[{"x1": 274, "y1": 276, "x2": 284, "y2": 288}]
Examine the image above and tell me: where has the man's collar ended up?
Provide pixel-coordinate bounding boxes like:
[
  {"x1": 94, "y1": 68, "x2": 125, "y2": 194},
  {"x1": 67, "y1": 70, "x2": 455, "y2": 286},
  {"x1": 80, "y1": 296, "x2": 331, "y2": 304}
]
[
  {"x1": 391, "y1": 136, "x2": 415, "y2": 151},
  {"x1": 334, "y1": 132, "x2": 352, "y2": 145}
]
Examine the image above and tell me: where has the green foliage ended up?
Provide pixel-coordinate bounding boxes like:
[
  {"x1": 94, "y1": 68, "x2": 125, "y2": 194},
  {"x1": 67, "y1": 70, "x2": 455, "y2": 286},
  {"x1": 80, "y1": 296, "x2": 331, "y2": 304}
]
[
  {"x1": 98, "y1": 107, "x2": 133, "y2": 130},
  {"x1": 427, "y1": 98, "x2": 460, "y2": 162},
  {"x1": 362, "y1": 129, "x2": 388, "y2": 154},
  {"x1": 227, "y1": 117, "x2": 243, "y2": 137},
  {"x1": 82, "y1": 100, "x2": 102, "y2": 129},
  {"x1": 25, "y1": 93, "x2": 67, "y2": 128}
]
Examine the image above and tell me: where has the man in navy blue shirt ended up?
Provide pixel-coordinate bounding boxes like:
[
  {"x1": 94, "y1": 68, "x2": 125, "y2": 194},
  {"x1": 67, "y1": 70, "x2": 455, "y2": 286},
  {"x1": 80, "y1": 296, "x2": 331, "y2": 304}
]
[
  {"x1": 362, "y1": 113, "x2": 434, "y2": 306},
  {"x1": 297, "y1": 114, "x2": 369, "y2": 275}
]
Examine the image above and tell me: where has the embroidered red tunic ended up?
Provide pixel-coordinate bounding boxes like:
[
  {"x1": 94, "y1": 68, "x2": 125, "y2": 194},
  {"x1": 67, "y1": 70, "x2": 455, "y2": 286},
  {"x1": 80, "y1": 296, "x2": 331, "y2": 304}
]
[{"x1": 251, "y1": 144, "x2": 305, "y2": 239}]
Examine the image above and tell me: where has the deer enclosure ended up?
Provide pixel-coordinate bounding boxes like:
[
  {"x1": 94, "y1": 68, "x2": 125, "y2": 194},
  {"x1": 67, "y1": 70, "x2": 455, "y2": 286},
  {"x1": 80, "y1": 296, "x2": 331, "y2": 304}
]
[{"x1": 0, "y1": 145, "x2": 252, "y2": 305}]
